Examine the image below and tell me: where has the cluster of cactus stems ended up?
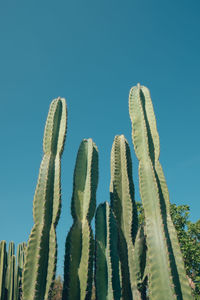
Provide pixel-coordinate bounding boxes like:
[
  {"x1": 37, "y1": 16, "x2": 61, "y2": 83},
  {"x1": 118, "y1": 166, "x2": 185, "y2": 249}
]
[
  {"x1": 0, "y1": 241, "x2": 26, "y2": 300},
  {"x1": 0, "y1": 85, "x2": 194, "y2": 300}
]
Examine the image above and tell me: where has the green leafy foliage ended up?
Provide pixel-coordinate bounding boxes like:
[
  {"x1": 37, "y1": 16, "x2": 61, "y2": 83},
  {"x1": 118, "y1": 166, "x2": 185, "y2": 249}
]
[{"x1": 170, "y1": 204, "x2": 200, "y2": 297}]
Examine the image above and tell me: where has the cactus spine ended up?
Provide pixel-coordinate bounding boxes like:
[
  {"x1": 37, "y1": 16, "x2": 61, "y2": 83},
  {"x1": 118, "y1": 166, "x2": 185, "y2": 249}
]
[
  {"x1": 22, "y1": 98, "x2": 67, "y2": 300},
  {"x1": 62, "y1": 139, "x2": 98, "y2": 300},
  {"x1": 129, "y1": 84, "x2": 192, "y2": 299},
  {"x1": 95, "y1": 202, "x2": 121, "y2": 300},
  {"x1": 110, "y1": 135, "x2": 143, "y2": 299}
]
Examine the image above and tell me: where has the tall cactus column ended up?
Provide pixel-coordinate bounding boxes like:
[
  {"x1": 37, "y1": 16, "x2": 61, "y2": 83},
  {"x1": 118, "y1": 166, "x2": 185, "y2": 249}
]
[
  {"x1": 129, "y1": 84, "x2": 192, "y2": 300},
  {"x1": 22, "y1": 98, "x2": 67, "y2": 300},
  {"x1": 110, "y1": 135, "x2": 141, "y2": 300},
  {"x1": 62, "y1": 139, "x2": 98, "y2": 300}
]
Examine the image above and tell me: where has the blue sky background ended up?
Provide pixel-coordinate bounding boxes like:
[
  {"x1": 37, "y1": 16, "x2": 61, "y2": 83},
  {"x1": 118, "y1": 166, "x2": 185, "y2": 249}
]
[{"x1": 0, "y1": 0, "x2": 199, "y2": 277}]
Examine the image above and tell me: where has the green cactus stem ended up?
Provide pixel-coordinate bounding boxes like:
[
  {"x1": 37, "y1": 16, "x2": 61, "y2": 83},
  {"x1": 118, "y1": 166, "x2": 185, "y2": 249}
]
[
  {"x1": 14, "y1": 242, "x2": 26, "y2": 300},
  {"x1": 7, "y1": 254, "x2": 15, "y2": 300},
  {"x1": 131, "y1": 226, "x2": 147, "y2": 298},
  {"x1": 62, "y1": 139, "x2": 98, "y2": 300},
  {"x1": 95, "y1": 202, "x2": 121, "y2": 300},
  {"x1": 0, "y1": 240, "x2": 7, "y2": 300},
  {"x1": 5, "y1": 242, "x2": 15, "y2": 300},
  {"x1": 22, "y1": 97, "x2": 67, "y2": 300},
  {"x1": 129, "y1": 84, "x2": 192, "y2": 300},
  {"x1": 110, "y1": 135, "x2": 141, "y2": 299}
]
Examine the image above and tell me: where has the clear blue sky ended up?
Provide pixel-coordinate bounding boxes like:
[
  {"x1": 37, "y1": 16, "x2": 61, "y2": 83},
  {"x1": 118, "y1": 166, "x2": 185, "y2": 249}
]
[{"x1": 0, "y1": 0, "x2": 199, "y2": 277}]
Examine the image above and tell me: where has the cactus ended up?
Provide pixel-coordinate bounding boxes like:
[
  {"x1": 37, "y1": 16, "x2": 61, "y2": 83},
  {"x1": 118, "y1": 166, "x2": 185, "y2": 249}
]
[
  {"x1": 7, "y1": 255, "x2": 15, "y2": 300},
  {"x1": 0, "y1": 241, "x2": 27, "y2": 300},
  {"x1": 22, "y1": 97, "x2": 67, "y2": 300},
  {"x1": 129, "y1": 84, "x2": 193, "y2": 299},
  {"x1": 14, "y1": 242, "x2": 26, "y2": 300},
  {"x1": 131, "y1": 226, "x2": 147, "y2": 298},
  {"x1": 1, "y1": 85, "x2": 196, "y2": 299},
  {"x1": 0, "y1": 240, "x2": 7, "y2": 300},
  {"x1": 4, "y1": 242, "x2": 15, "y2": 300},
  {"x1": 95, "y1": 202, "x2": 121, "y2": 300},
  {"x1": 62, "y1": 139, "x2": 98, "y2": 300},
  {"x1": 110, "y1": 135, "x2": 143, "y2": 299}
]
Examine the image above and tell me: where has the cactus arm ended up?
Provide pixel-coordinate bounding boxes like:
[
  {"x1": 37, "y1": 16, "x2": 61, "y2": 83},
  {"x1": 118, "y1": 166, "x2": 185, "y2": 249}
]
[
  {"x1": 22, "y1": 98, "x2": 67, "y2": 300},
  {"x1": 63, "y1": 139, "x2": 98, "y2": 300},
  {"x1": 0, "y1": 241, "x2": 7, "y2": 300},
  {"x1": 110, "y1": 135, "x2": 140, "y2": 299},
  {"x1": 95, "y1": 202, "x2": 121, "y2": 300}
]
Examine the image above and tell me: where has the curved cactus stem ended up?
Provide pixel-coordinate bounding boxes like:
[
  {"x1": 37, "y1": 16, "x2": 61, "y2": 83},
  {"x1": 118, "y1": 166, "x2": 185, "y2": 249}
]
[
  {"x1": 129, "y1": 84, "x2": 193, "y2": 300},
  {"x1": 95, "y1": 202, "x2": 121, "y2": 300},
  {"x1": 22, "y1": 98, "x2": 67, "y2": 300},
  {"x1": 63, "y1": 139, "x2": 98, "y2": 300}
]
